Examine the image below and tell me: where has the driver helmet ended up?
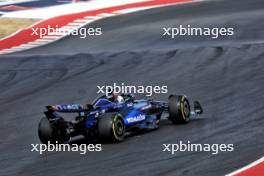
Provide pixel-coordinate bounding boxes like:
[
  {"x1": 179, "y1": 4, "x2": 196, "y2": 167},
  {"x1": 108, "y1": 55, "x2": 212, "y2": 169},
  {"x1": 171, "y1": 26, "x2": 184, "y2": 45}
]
[
  {"x1": 116, "y1": 94, "x2": 124, "y2": 103},
  {"x1": 112, "y1": 92, "x2": 124, "y2": 103}
]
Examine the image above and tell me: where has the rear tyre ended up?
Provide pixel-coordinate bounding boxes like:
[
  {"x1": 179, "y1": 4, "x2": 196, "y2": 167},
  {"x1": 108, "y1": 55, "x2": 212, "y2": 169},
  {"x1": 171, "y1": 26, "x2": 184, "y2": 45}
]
[
  {"x1": 98, "y1": 113, "x2": 125, "y2": 142},
  {"x1": 38, "y1": 117, "x2": 69, "y2": 144},
  {"x1": 168, "y1": 95, "x2": 190, "y2": 124}
]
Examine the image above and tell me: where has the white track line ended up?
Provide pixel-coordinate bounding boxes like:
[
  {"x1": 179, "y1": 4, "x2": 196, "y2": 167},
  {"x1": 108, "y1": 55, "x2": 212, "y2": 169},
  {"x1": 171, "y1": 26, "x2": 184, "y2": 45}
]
[
  {"x1": 226, "y1": 157, "x2": 264, "y2": 176},
  {"x1": 27, "y1": 41, "x2": 50, "y2": 45},
  {"x1": 60, "y1": 26, "x2": 79, "y2": 30},
  {"x1": 12, "y1": 45, "x2": 32, "y2": 49},
  {"x1": 44, "y1": 32, "x2": 66, "y2": 36},
  {"x1": 11, "y1": 47, "x2": 30, "y2": 50},
  {"x1": 73, "y1": 19, "x2": 95, "y2": 23},
  {"x1": 2, "y1": 48, "x2": 22, "y2": 52},
  {"x1": 27, "y1": 41, "x2": 44, "y2": 45},
  {"x1": 42, "y1": 36, "x2": 62, "y2": 39},
  {"x1": 33, "y1": 40, "x2": 52, "y2": 44},
  {"x1": 67, "y1": 22, "x2": 86, "y2": 26},
  {"x1": 83, "y1": 16, "x2": 102, "y2": 20},
  {"x1": 18, "y1": 44, "x2": 37, "y2": 48},
  {"x1": 97, "y1": 13, "x2": 116, "y2": 17},
  {"x1": 35, "y1": 39, "x2": 54, "y2": 42},
  {"x1": 115, "y1": 5, "x2": 162, "y2": 14}
]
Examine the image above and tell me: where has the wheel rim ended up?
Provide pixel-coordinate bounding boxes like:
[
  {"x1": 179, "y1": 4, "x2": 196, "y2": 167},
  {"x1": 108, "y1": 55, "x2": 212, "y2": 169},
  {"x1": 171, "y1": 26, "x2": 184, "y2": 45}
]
[
  {"x1": 115, "y1": 119, "x2": 124, "y2": 136},
  {"x1": 183, "y1": 100, "x2": 190, "y2": 116}
]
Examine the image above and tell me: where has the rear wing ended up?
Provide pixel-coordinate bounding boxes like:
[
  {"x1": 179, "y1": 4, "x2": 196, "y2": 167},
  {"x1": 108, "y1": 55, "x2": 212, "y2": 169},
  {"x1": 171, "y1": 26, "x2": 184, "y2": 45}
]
[
  {"x1": 44, "y1": 104, "x2": 94, "y2": 120},
  {"x1": 46, "y1": 104, "x2": 92, "y2": 113}
]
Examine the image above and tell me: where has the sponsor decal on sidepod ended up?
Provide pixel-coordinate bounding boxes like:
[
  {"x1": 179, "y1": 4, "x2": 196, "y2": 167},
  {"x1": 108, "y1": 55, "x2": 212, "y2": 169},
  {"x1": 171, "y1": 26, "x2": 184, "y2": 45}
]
[{"x1": 127, "y1": 114, "x2": 146, "y2": 123}]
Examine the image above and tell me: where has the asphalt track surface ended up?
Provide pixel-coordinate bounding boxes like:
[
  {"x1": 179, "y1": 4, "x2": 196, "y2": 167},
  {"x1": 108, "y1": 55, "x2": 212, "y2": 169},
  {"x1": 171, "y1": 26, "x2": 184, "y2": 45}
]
[{"x1": 0, "y1": 0, "x2": 264, "y2": 175}]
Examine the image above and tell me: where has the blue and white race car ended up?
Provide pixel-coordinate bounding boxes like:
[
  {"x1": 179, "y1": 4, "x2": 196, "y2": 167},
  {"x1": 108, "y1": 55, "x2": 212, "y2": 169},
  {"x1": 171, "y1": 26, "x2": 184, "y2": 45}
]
[{"x1": 38, "y1": 94, "x2": 203, "y2": 143}]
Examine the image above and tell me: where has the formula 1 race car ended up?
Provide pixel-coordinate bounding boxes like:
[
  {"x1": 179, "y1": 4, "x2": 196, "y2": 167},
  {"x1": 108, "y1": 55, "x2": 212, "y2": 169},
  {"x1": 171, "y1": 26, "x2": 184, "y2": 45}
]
[{"x1": 38, "y1": 94, "x2": 203, "y2": 143}]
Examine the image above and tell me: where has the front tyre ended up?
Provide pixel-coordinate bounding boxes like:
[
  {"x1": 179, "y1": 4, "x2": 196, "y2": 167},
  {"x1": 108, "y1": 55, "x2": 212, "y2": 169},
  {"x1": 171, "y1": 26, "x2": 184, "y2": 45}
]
[
  {"x1": 98, "y1": 113, "x2": 125, "y2": 142},
  {"x1": 168, "y1": 95, "x2": 190, "y2": 124}
]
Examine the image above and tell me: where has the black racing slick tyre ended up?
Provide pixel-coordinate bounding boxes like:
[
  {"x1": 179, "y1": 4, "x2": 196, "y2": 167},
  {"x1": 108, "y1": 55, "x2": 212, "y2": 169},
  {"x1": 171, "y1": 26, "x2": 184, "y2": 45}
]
[
  {"x1": 38, "y1": 117, "x2": 69, "y2": 144},
  {"x1": 38, "y1": 117, "x2": 56, "y2": 144},
  {"x1": 168, "y1": 95, "x2": 190, "y2": 124},
  {"x1": 98, "y1": 113, "x2": 125, "y2": 142}
]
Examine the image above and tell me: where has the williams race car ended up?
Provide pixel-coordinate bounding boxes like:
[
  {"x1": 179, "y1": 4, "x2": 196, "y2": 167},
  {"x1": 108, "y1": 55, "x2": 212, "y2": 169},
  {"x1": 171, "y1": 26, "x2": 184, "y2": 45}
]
[{"x1": 38, "y1": 94, "x2": 203, "y2": 143}]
